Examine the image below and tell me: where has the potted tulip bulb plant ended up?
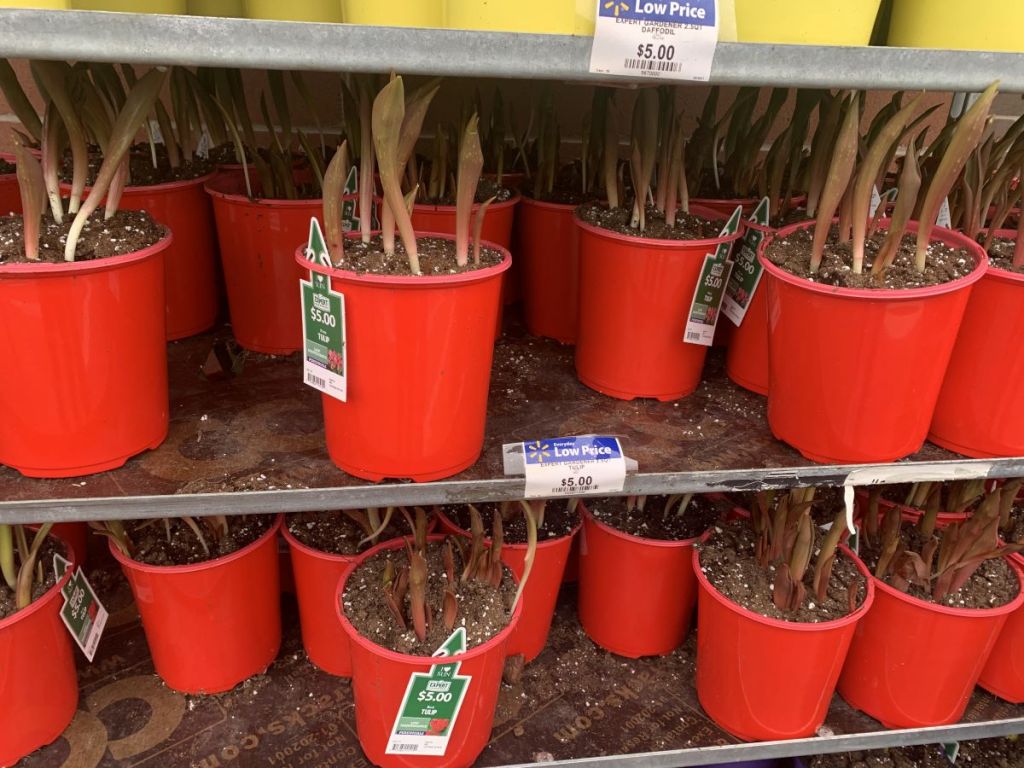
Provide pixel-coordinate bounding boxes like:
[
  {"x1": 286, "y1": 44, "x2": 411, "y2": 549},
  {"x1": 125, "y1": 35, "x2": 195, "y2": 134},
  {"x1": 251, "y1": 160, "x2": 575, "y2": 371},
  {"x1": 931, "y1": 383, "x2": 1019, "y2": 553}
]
[
  {"x1": 758, "y1": 84, "x2": 997, "y2": 463},
  {"x1": 337, "y1": 506, "x2": 531, "y2": 767},
  {"x1": 694, "y1": 489, "x2": 873, "y2": 741},
  {"x1": 297, "y1": 74, "x2": 510, "y2": 482},
  {"x1": 0, "y1": 65, "x2": 172, "y2": 478},
  {"x1": 96, "y1": 513, "x2": 282, "y2": 694},
  {"x1": 0, "y1": 524, "x2": 79, "y2": 766}
]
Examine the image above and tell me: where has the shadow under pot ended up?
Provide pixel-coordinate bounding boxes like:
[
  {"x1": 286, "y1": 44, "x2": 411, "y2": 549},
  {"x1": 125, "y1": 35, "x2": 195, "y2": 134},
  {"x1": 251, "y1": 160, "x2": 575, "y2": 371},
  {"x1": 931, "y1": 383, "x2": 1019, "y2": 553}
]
[
  {"x1": 693, "y1": 519, "x2": 875, "y2": 741},
  {"x1": 0, "y1": 227, "x2": 171, "y2": 478},
  {"x1": 436, "y1": 501, "x2": 581, "y2": 663},
  {"x1": 294, "y1": 234, "x2": 509, "y2": 482},
  {"x1": 577, "y1": 496, "x2": 718, "y2": 657},
  {"x1": 928, "y1": 230, "x2": 1024, "y2": 458},
  {"x1": 110, "y1": 515, "x2": 283, "y2": 694},
  {"x1": 0, "y1": 531, "x2": 79, "y2": 767},
  {"x1": 758, "y1": 219, "x2": 986, "y2": 464},
  {"x1": 336, "y1": 534, "x2": 522, "y2": 768},
  {"x1": 206, "y1": 172, "x2": 320, "y2": 354},
  {"x1": 573, "y1": 204, "x2": 742, "y2": 401}
]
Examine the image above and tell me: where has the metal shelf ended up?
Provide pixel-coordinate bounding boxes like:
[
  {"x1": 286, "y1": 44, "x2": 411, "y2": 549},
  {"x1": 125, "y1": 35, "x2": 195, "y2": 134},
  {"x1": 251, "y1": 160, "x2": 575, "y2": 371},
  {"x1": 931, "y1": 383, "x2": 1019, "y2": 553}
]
[
  {"x1": 0, "y1": 9, "x2": 1022, "y2": 91},
  {"x1": 3, "y1": 327, "x2": 1023, "y2": 524}
]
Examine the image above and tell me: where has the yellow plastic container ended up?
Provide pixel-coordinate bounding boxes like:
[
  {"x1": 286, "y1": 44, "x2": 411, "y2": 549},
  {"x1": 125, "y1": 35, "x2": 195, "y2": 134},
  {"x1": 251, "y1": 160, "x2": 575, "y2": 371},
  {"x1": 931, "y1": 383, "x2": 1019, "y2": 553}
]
[
  {"x1": 889, "y1": 0, "x2": 1023, "y2": 52},
  {"x1": 342, "y1": 0, "x2": 441, "y2": 27},
  {"x1": 72, "y1": 0, "x2": 185, "y2": 10},
  {"x1": 0, "y1": 0, "x2": 69, "y2": 7},
  {"x1": 445, "y1": 0, "x2": 593, "y2": 34},
  {"x1": 245, "y1": 0, "x2": 340, "y2": 21},
  {"x1": 188, "y1": 0, "x2": 242, "y2": 15}
]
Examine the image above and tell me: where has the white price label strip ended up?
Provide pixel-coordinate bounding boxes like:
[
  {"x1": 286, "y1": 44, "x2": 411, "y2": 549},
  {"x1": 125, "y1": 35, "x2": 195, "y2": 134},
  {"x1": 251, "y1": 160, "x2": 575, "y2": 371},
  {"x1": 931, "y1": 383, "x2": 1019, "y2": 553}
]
[
  {"x1": 506, "y1": 436, "x2": 629, "y2": 499},
  {"x1": 589, "y1": 0, "x2": 720, "y2": 82}
]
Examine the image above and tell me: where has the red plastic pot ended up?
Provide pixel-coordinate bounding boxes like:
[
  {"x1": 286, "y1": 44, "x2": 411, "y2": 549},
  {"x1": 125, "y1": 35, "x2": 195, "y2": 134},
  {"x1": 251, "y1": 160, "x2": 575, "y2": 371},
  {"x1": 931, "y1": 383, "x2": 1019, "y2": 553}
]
[
  {"x1": 110, "y1": 516, "x2": 283, "y2": 694},
  {"x1": 281, "y1": 524, "x2": 356, "y2": 677},
  {"x1": 852, "y1": 489, "x2": 970, "y2": 527},
  {"x1": 436, "y1": 509, "x2": 579, "y2": 663},
  {"x1": 337, "y1": 535, "x2": 522, "y2": 768},
  {"x1": 838, "y1": 556, "x2": 1024, "y2": 728},
  {"x1": 297, "y1": 236, "x2": 509, "y2": 482},
  {"x1": 517, "y1": 196, "x2": 579, "y2": 343},
  {"x1": 929, "y1": 234, "x2": 1024, "y2": 458},
  {"x1": 0, "y1": 173, "x2": 21, "y2": 216},
  {"x1": 577, "y1": 503, "x2": 699, "y2": 657},
  {"x1": 760, "y1": 220, "x2": 986, "y2": 463},
  {"x1": 411, "y1": 195, "x2": 519, "y2": 304},
  {"x1": 206, "y1": 173, "x2": 317, "y2": 354},
  {"x1": 68, "y1": 175, "x2": 219, "y2": 340},
  {"x1": 692, "y1": 197, "x2": 758, "y2": 218},
  {"x1": 574, "y1": 205, "x2": 741, "y2": 401},
  {"x1": 978, "y1": 554, "x2": 1024, "y2": 703},
  {"x1": 694, "y1": 537, "x2": 874, "y2": 741},
  {"x1": 0, "y1": 533, "x2": 78, "y2": 767},
  {"x1": 725, "y1": 220, "x2": 774, "y2": 396},
  {"x1": 0, "y1": 235, "x2": 171, "y2": 478}
]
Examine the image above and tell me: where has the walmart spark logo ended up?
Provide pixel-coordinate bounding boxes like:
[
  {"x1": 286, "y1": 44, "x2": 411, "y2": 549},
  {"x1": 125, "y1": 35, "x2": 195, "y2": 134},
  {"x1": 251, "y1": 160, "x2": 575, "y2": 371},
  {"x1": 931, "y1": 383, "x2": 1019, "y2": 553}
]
[
  {"x1": 526, "y1": 440, "x2": 553, "y2": 464},
  {"x1": 603, "y1": 1, "x2": 629, "y2": 16}
]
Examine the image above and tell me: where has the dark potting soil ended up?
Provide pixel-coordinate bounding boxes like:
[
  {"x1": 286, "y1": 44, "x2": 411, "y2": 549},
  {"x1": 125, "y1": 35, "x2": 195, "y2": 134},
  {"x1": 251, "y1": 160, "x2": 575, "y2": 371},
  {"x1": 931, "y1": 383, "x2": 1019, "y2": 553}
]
[
  {"x1": 286, "y1": 510, "x2": 408, "y2": 557},
  {"x1": 859, "y1": 523, "x2": 1020, "y2": 609},
  {"x1": 576, "y1": 202, "x2": 722, "y2": 241},
  {"x1": 1005, "y1": 504, "x2": 1024, "y2": 546},
  {"x1": 0, "y1": 209, "x2": 164, "y2": 265},
  {"x1": 419, "y1": 177, "x2": 514, "y2": 206},
  {"x1": 587, "y1": 494, "x2": 724, "y2": 541},
  {"x1": 342, "y1": 539, "x2": 516, "y2": 655},
  {"x1": 125, "y1": 515, "x2": 274, "y2": 567},
  {"x1": 698, "y1": 518, "x2": 867, "y2": 623},
  {"x1": 342, "y1": 235, "x2": 502, "y2": 277},
  {"x1": 443, "y1": 500, "x2": 580, "y2": 544},
  {"x1": 987, "y1": 236, "x2": 1024, "y2": 274},
  {"x1": 766, "y1": 225, "x2": 976, "y2": 289},
  {"x1": 0, "y1": 158, "x2": 15, "y2": 175},
  {"x1": 0, "y1": 536, "x2": 66, "y2": 621},
  {"x1": 807, "y1": 736, "x2": 1024, "y2": 767},
  {"x1": 64, "y1": 151, "x2": 214, "y2": 186}
]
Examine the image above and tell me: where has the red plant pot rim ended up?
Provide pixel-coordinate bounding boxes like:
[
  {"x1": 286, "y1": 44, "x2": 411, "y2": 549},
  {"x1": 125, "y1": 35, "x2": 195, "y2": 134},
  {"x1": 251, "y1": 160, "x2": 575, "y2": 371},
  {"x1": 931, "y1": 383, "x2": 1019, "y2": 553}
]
[
  {"x1": 109, "y1": 515, "x2": 283, "y2": 574},
  {"x1": 573, "y1": 203, "x2": 742, "y2": 250},
  {"x1": 692, "y1": 196, "x2": 758, "y2": 207},
  {"x1": 63, "y1": 172, "x2": 218, "y2": 196},
  {"x1": 0, "y1": 229, "x2": 173, "y2": 280},
  {"x1": 0, "y1": 532, "x2": 75, "y2": 632},
  {"x1": 518, "y1": 196, "x2": 579, "y2": 214},
  {"x1": 758, "y1": 219, "x2": 987, "y2": 301},
  {"x1": 335, "y1": 533, "x2": 523, "y2": 663},
  {"x1": 869, "y1": 551, "x2": 1024, "y2": 619},
  {"x1": 409, "y1": 193, "x2": 521, "y2": 215},
  {"x1": 581, "y1": 503, "x2": 701, "y2": 550},
  {"x1": 435, "y1": 509, "x2": 582, "y2": 552},
  {"x1": 204, "y1": 175, "x2": 322, "y2": 208},
  {"x1": 295, "y1": 231, "x2": 511, "y2": 288},
  {"x1": 692, "y1": 529, "x2": 875, "y2": 633},
  {"x1": 982, "y1": 229, "x2": 1024, "y2": 284},
  {"x1": 853, "y1": 488, "x2": 971, "y2": 524},
  {"x1": 280, "y1": 521, "x2": 357, "y2": 566}
]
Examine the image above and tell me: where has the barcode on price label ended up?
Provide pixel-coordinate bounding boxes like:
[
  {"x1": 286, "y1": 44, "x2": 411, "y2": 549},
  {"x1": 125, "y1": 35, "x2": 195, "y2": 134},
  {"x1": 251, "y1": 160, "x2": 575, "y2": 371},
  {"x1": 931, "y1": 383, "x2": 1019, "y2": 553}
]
[
  {"x1": 390, "y1": 744, "x2": 418, "y2": 753},
  {"x1": 522, "y1": 436, "x2": 626, "y2": 499},
  {"x1": 624, "y1": 59, "x2": 683, "y2": 73},
  {"x1": 306, "y1": 372, "x2": 326, "y2": 388}
]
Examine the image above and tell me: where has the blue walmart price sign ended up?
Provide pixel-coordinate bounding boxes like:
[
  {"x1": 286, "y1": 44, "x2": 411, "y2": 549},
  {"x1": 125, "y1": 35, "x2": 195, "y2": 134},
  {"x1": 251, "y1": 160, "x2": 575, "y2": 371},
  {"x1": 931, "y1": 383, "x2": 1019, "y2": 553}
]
[{"x1": 522, "y1": 436, "x2": 626, "y2": 499}]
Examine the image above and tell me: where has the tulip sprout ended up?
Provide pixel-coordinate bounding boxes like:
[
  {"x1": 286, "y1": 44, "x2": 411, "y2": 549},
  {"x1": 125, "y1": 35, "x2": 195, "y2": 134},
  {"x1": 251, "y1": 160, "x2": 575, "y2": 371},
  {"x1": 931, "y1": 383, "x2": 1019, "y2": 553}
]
[{"x1": 0, "y1": 523, "x2": 54, "y2": 612}]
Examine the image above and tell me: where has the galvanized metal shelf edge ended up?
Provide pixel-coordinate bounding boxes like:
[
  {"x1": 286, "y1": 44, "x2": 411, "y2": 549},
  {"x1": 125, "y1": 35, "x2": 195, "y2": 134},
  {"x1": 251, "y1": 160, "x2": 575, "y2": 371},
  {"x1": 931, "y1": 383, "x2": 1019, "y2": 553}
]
[{"x1": 0, "y1": 10, "x2": 1021, "y2": 91}]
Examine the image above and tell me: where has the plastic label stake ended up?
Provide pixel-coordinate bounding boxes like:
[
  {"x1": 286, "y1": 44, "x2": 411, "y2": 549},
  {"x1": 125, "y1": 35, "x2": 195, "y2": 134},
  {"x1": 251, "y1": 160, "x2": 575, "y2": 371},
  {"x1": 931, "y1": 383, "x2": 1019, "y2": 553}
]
[
  {"x1": 722, "y1": 197, "x2": 771, "y2": 326},
  {"x1": 521, "y1": 436, "x2": 626, "y2": 499},
  {"x1": 53, "y1": 554, "x2": 108, "y2": 663},
  {"x1": 300, "y1": 218, "x2": 347, "y2": 402},
  {"x1": 588, "y1": 0, "x2": 719, "y2": 82},
  {"x1": 937, "y1": 196, "x2": 953, "y2": 229},
  {"x1": 387, "y1": 628, "x2": 471, "y2": 757},
  {"x1": 685, "y1": 204, "x2": 742, "y2": 345}
]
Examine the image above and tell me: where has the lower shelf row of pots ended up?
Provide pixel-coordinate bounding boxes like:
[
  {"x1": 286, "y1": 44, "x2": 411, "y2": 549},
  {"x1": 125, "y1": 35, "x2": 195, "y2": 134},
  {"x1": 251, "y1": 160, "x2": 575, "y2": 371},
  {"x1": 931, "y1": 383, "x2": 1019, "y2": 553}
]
[{"x1": 5, "y1": 487, "x2": 1024, "y2": 767}]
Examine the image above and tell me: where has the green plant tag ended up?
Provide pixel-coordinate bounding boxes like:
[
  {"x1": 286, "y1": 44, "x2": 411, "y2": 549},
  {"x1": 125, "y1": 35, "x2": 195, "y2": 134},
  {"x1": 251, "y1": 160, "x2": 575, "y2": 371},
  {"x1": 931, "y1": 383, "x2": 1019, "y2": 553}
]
[
  {"x1": 386, "y1": 628, "x2": 471, "y2": 757},
  {"x1": 53, "y1": 554, "x2": 108, "y2": 662},
  {"x1": 341, "y1": 166, "x2": 379, "y2": 233},
  {"x1": 943, "y1": 742, "x2": 960, "y2": 764},
  {"x1": 721, "y1": 197, "x2": 770, "y2": 327},
  {"x1": 300, "y1": 218, "x2": 347, "y2": 402},
  {"x1": 685, "y1": 204, "x2": 742, "y2": 346}
]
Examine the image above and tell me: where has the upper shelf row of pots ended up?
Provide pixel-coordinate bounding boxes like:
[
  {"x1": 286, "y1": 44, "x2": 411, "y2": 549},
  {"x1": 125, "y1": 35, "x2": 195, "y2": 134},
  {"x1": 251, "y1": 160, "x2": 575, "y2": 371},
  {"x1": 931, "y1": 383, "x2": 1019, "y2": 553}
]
[
  {"x1": 0, "y1": 64, "x2": 1021, "y2": 484},
  {"x1": 10, "y1": 0, "x2": 1024, "y2": 54}
]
